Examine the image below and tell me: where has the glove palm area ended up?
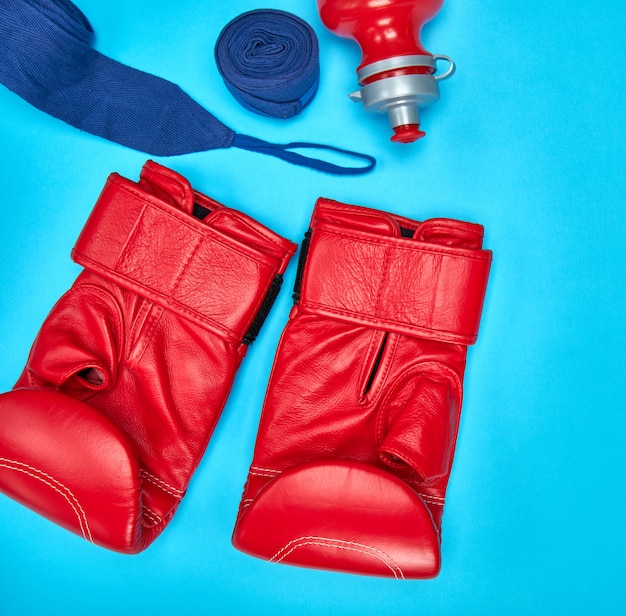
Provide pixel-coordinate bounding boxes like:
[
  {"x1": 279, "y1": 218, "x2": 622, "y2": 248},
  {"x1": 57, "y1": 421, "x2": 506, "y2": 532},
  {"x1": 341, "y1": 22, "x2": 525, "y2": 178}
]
[
  {"x1": 233, "y1": 198, "x2": 491, "y2": 579},
  {"x1": 0, "y1": 161, "x2": 295, "y2": 553}
]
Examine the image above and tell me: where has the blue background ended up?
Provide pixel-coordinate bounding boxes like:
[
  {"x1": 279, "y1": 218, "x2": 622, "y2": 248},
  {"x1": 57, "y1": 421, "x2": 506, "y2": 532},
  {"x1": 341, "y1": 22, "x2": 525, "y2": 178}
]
[{"x1": 1, "y1": 0, "x2": 625, "y2": 613}]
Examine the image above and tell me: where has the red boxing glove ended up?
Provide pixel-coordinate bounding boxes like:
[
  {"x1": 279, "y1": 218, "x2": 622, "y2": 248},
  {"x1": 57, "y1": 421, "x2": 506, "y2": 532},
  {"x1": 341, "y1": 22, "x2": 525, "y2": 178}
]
[
  {"x1": 0, "y1": 161, "x2": 296, "y2": 553},
  {"x1": 232, "y1": 198, "x2": 491, "y2": 579}
]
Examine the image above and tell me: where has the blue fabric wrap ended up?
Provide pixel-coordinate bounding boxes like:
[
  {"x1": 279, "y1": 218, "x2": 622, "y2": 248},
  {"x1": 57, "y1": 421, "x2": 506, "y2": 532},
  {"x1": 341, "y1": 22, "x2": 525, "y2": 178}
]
[
  {"x1": 0, "y1": 0, "x2": 375, "y2": 175},
  {"x1": 0, "y1": 0, "x2": 235, "y2": 155},
  {"x1": 215, "y1": 9, "x2": 320, "y2": 120}
]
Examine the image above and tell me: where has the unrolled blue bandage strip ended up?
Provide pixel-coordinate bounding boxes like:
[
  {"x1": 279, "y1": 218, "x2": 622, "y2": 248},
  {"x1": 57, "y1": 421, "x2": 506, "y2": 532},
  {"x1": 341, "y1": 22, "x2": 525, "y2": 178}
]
[
  {"x1": 215, "y1": 9, "x2": 320, "y2": 120},
  {"x1": 0, "y1": 0, "x2": 375, "y2": 175}
]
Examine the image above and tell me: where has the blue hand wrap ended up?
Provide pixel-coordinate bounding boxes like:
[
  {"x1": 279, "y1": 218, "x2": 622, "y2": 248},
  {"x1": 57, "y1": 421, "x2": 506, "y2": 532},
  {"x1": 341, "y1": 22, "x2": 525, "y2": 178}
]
[
  {"x1": 215, "y1": 9, "x2": 320, "y2": 120},
  {"x1": 0, "y1": 0, "x2": 376, "y2": 175}
]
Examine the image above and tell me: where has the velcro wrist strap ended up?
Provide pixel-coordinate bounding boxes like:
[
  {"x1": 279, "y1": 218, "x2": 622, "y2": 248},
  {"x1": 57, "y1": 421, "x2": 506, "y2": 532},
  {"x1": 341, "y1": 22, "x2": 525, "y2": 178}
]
[
  {"x1": 300, "y1": 225, "x2": 492, "y2": 344},
  {"x1": 72, "y1": 174, "x2": 283, "y2": 343}
]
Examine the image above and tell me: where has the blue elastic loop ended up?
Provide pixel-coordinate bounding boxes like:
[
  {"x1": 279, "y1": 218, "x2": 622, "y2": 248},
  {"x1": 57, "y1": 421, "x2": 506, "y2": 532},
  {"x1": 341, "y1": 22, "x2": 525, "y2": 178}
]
[
  {"x1": 215, "y1": 10, "x2": 320, "y2": 120},
  {"x1": 233, "y1": 134, "x2": 376, "y2": 176}
]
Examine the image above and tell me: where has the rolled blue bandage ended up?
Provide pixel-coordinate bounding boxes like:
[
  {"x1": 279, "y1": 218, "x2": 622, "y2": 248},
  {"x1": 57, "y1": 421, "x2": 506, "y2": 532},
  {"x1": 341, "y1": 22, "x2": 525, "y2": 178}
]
[{"x1": 215, "y1": 10, "x2": 320, "y2": 119}]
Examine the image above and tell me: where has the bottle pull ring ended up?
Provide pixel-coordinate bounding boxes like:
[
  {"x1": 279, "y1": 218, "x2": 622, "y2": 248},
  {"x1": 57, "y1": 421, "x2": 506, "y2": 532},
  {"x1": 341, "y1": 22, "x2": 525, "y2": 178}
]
[{"x1": 433, "y1": 55, "x2": 456, "y2": 81}]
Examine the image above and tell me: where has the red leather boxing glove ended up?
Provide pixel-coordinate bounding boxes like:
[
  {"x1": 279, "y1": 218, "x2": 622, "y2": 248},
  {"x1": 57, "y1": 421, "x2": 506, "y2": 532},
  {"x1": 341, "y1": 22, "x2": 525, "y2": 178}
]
[
  {"x1": 0, "y1": 161, "x2": 295, "y2": 553},
  {"x1": 232, "y1": 198, "x2": 491, "y2": 579}
]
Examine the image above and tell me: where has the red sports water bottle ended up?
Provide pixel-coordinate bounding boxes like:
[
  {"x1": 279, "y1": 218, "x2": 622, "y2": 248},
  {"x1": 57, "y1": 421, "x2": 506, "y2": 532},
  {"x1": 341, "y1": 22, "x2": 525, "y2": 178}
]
[{"x1": 317, "y1": 0, "x2": 455, "y2": 142}]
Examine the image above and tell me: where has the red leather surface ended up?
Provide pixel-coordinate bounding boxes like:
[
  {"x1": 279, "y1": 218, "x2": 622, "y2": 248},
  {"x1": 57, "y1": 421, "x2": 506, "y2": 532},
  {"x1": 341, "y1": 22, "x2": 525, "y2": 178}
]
[
  {"x1": 233, "y1": 461, "x2": 440, "y2": 579},
  {"x1": 73, "y1": 170, "x2": 292, "y2": 343},
  {"x1": 0, "y1": 161, "x2": 296, "y2": 553},
  {"x1": 0, "y1": 389, "x2": 141, "y2": 550},
  {"x1": 233, "y1": 198, "x2": 491, "y2": 578},
  {"x1": 301, "y1": 211, "x2": 491, "y2": 344}
]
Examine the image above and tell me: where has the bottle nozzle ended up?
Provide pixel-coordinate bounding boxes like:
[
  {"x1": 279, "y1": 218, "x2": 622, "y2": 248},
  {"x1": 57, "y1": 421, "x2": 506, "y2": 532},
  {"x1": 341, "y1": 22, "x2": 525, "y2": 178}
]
[
  {"x1": 391, "y1": 124, "x2": 425, "y2": 143},
  {"x1": 350, "y1": 55, "x2": 446, "y2": 144}
]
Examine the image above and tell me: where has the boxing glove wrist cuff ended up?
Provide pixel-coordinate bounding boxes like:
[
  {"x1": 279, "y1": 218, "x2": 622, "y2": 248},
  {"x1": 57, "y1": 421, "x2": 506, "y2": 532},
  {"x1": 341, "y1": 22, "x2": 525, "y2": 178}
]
[
  {"x1": 72, "y1": 172, "x2": 292, "y2": 344},
  {"x1": 297, "y1": 221, "x2": 491, "y2": 345}
]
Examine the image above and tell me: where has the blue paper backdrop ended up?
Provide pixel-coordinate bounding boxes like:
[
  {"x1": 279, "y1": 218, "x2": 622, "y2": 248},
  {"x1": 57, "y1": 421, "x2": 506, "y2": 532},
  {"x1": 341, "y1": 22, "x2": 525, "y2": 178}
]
[{"x1": 1, "y1": 0, "x2": 625, "y2": 613}]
